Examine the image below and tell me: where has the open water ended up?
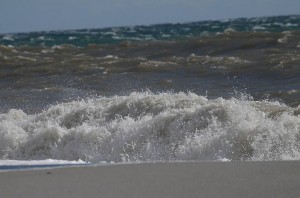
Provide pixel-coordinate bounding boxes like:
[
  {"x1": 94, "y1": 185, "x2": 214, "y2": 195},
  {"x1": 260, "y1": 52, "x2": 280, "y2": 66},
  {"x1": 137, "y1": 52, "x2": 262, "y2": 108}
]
[{"x1": 0, "y1": 15, "x2": 300, "y2": 168}]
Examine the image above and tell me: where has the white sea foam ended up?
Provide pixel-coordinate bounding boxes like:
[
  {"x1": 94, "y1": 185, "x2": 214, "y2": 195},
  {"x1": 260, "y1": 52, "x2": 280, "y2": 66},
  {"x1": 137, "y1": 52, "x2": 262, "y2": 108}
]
[
  {"x1": 0, "y1": 92, "x2": 299, "y2": 163},
  {"x1": 252, "y1": 26, "x2": 266, "y2": 30},
  {"x1": 285, "y1": 23, "x2": 298, "y2": 27},
  {"x1": 68, "y1": 36, "x2": 77, "y2": 40},
  {"x1": 2, "y1": 35, "x2": 14, "y2": 41},
  {"x1": 37, "y1": 36, "x2": 45, "y2": 40},
  {"x1": 52, "y1": 45, "x2": 64, "y2": 50},
  {"x1": 0, "y1": 159, "x2": 85, "y2": 166},
  {"x1": 278, "y1": 31, "x2": 293, "y2": 43},
  {"x1": 224, "y1": 28, "x2": 236, "y2": 33}
]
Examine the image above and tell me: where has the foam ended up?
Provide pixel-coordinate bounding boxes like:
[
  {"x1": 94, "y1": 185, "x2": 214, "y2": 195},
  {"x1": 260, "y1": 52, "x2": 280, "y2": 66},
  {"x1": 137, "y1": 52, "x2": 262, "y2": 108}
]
[
  {"x1": 2, "y1": 35, "x2": 14, "y2": 41},
  {"x1": 0, "y1": 159, "x2": 85, "y2": 166},
  {"x1": 252, "y1": 26, "x2": 266, "y2": 30},
  {"x1": 0, "y1": 92, "x2": 299, "y2": 163}
]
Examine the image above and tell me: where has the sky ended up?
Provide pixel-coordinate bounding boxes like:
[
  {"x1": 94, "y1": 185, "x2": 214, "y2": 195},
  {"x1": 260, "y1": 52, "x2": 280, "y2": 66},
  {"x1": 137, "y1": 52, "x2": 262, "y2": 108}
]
[{"x1": 0, "y1": 0, "x2": 299, "y2": 33}]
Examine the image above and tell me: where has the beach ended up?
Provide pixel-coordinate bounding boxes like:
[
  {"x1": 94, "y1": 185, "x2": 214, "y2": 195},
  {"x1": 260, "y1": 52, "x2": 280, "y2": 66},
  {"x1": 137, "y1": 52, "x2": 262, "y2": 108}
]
[
  {"x1": 0, "y1": 15, "x2": 300, "y2": 198},
  {"x1": 1, "y1": 161, "x2": 300, "y2": 198}
]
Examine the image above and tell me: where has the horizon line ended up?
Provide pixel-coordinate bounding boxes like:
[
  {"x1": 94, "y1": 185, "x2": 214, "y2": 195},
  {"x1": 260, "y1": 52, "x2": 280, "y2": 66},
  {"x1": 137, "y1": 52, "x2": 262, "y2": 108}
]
[{"x1": 1, "y1": 14, "x2": 299, "y2": 35}]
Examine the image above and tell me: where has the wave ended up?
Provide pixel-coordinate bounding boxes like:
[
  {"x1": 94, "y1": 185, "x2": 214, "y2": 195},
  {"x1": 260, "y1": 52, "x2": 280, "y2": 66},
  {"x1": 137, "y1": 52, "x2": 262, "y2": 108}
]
[
  {"x1": 1, "y1": 15, "x2": 299, "y2": 47},
  {"x1": 0, "y1": 92, "x2": 299, "y2": 163}
]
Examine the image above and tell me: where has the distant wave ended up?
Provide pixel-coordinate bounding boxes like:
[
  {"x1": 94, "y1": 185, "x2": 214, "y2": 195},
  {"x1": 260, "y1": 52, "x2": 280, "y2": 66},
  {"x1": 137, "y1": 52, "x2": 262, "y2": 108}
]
[{"x1": 1, "y1": 15, "x2": 299, "y2": 47}]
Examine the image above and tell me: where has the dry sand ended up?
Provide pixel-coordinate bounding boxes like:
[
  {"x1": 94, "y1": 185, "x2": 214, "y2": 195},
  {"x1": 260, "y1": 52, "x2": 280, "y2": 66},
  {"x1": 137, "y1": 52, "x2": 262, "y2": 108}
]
[{"x1": 1, "y1": 161, "x2": 300, "y2": 198}]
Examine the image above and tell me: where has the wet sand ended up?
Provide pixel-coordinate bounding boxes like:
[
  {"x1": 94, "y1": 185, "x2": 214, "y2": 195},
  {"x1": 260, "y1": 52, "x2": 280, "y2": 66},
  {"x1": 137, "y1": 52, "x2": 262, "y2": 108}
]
[{"x1": 1, "y1": 161, "x2": 300, "y2": 198}]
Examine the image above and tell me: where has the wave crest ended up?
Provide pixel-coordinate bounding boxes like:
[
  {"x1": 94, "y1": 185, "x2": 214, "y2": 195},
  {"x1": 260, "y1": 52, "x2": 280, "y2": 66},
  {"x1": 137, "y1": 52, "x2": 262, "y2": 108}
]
[{"x1": 0, "y1": 92, "x2": 299, "y2": 162}]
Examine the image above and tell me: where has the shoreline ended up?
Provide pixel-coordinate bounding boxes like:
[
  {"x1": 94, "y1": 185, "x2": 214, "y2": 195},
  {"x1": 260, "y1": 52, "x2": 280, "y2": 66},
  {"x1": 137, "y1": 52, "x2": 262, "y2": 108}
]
[{"x1": 1, "y1": 161, "x2": 300, "y2": 198}]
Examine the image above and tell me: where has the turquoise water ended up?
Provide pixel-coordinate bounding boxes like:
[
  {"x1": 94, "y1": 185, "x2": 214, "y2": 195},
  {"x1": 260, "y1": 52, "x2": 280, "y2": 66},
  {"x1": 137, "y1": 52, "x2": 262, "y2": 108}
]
[{"x1": 1, "y1": 15, "x2": 300, "y2": 47}]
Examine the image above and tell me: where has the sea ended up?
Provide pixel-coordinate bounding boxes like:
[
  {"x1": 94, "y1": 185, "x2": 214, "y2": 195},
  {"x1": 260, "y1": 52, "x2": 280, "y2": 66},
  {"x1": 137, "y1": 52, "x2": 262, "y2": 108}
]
[{"x1": 0, "y1": 15, "x2": 300, "y2": 169}]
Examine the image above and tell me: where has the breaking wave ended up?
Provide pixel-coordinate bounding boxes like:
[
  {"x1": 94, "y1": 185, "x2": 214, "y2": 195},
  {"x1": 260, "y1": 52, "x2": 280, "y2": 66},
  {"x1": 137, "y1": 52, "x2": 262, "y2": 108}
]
[{"x1": 1, "y1": 92, "x2": 300, "y2": 163}]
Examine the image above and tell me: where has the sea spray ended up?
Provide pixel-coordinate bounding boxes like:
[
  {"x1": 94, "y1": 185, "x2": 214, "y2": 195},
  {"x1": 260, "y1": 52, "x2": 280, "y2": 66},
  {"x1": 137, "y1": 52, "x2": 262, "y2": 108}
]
[
  {"x1": 0, "y1": 15, "x2": 300, "y2": 166},
  {"x1": 0, "y1": 92, "x2": 299, "y2": 163}
]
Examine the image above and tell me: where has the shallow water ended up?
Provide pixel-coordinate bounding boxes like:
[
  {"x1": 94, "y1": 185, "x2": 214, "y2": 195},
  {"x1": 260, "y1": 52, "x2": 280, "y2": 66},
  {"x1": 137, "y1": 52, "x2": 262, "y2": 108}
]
[{"x1": 0, "y1": 15, "x2": 300, "y2": 165}]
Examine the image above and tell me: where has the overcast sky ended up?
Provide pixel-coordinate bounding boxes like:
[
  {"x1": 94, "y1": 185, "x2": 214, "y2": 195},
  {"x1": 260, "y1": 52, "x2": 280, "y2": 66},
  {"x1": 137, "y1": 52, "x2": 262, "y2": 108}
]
[{"x1": 0, "y1": 0, "x2": 299, "y2": 33}]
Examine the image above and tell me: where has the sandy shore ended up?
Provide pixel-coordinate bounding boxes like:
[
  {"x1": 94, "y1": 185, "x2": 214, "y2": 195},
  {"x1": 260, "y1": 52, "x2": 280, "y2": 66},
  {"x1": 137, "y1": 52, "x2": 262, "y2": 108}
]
[{"x1": 1, "y1": 161, "x2": 300, "y2": 198}]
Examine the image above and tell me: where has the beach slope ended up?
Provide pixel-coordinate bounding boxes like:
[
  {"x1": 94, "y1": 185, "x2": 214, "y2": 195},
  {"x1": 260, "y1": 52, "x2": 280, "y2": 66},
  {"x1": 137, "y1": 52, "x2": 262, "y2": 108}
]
[{"x1": 1, "y1": 161, "x2": 299, "y2": 198}]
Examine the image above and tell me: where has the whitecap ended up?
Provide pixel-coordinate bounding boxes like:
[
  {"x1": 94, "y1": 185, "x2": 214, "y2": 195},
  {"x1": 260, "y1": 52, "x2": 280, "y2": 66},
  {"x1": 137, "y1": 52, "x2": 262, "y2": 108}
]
[{"x1": 0, "y1": 92, "x2": 299, "y2": 163}]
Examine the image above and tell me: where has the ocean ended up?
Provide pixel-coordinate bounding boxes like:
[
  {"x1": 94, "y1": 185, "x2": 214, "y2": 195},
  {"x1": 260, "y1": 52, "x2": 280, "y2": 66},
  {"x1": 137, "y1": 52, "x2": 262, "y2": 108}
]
[{"x1": 0, "y1": 15, "x2": 300, "y2": 169}]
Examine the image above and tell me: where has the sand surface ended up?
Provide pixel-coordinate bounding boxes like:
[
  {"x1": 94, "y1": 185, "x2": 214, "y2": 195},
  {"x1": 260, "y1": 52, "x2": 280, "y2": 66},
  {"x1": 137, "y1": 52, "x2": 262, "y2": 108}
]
[{"x1": 1, "y1": 161, "x2": 300, "y2": 198}]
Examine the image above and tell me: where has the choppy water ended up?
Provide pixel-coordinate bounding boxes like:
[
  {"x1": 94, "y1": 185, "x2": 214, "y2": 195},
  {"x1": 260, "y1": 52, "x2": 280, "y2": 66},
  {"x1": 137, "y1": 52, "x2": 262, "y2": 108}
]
[{"x1": 0, "y1": 15, "x2": 300, "y2": 165}]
